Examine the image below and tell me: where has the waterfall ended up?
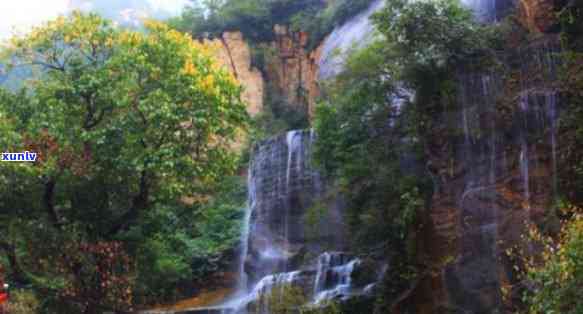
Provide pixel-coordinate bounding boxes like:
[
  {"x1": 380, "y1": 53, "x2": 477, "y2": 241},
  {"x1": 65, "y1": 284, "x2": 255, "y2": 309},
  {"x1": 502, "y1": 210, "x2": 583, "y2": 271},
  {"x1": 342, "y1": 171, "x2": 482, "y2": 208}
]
[
  {"x1": 210, "y1": 130, "x2": 378, "y2": 314},
  {"x1": 318, "y1": 0, "x2": 384, "y2": 80},
  {"x1": 517, "y1": 38, "x2": 562, "y2": 210},
  {"x1": 519, "y1": 94, "x2": 531, "y2": 211},
  {"x1": 223, "y1": 130, "x2": 331, "y2": 313},
  {"x1": 446, "y1": 70, "x2": 505, "y2": 312},
  {"x1": 312, "y1": 252, "x2": 361, "y2": 304},
  {"x1": 236, "y1": 169, "x2": 256, "y2": 294},
  {"x1": 244, "y1": 130, "x2": 327, "y2": 284},
  {"x1": 517, "y1": 90, "x2": 561, "y2": 213},
  {"x1": 442, "y1": 35, "x2": 562, "y2": 312},
  {"x1": 546, "y1": 93, "x2": 559, "y2": 201}
]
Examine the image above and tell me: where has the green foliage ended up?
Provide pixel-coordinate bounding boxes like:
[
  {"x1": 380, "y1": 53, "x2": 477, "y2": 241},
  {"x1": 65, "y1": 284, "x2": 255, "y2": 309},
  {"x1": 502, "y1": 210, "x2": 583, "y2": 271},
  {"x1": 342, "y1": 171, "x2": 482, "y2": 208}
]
[
  {"x1": 557, "y1": 49, "x2": 583, "y2": 208},
  {"x1": 558, "y1": 1, "x2": 583, "y2": 50},
  {"x1": 312, "y1": 0, "x2": 497, "y2": 310},
  {"x1": 374, "y1": 0, "x2": 482, "y2": 56},
  {"x1": 258, "y1": 285, "x2": 306, "y2": 314},
  {"x1": 253, "y1": 284, "x2": 342, "y2": 314},
  {"x1": 171, "y1": 0, "x2": 375, "y2": 49},
  {"x1": 125, "y1": 176, "x2": 244, "y2": 304},
  {"x1": 313, "y1": 39, "x2": 428, "y2": 253},
  {"x1": 0, "y1": 12, "x2": 248, "y2": 310},
  {"x1": 2, "y1": 222, "x2": 134, "y2": 313},
  {"x1": 305, "y1": 201, "x2": 328, "y2": 239},
  {"x1": 521, "y1": 211, "x2": 583, "y2": 314},
  {"x1": 6, "y1": 289, "x2": 40, "y2": 314},
  {"x1": 248, "y1": 81, "x2": 311, "y2": 146},
  {"x1": 373, "y1": 0, "x2": 504, "y2": 115},
  {"x1": 170, "y1": 0, "x2": 323, "y2": 42}
]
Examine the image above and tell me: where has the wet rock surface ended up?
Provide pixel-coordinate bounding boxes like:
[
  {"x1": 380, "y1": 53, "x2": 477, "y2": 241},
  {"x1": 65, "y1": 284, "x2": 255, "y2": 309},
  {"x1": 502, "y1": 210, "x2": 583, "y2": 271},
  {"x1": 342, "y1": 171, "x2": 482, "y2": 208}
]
[
  {"x1": 220, "y1": 131, "x2": 381, "y2": 313},
  {"x1": 412, "y1": 36, "x2": 562, "y2": 313},
  {"x1": 205, "y1": 32, "x2": 264, "y2": 117},
  {"x1": 518, "y1": 0, "x2": 560, "y2": 33},
  {"x1": 245, "y1": 131, "x2": 345, "y2": 285}
]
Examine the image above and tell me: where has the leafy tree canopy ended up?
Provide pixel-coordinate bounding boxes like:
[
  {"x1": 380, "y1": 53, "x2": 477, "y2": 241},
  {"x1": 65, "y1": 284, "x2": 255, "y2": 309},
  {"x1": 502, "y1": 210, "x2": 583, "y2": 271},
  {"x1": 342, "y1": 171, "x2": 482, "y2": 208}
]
[
  {"x1": 0, "y1": 12, "x2": 248, "y2": 311},
  {"x1": 372, "y1": 0, "x2": 497, "y2": 89},
  {"x1": 169, "y1": 0, "x2": 375, "y2": 47}
]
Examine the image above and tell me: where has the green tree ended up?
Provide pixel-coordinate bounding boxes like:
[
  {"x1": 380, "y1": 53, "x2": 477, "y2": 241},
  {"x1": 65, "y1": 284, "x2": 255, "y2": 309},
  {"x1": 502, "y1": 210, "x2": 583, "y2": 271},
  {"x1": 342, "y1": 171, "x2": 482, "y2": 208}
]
[
  {"x1": 0, "y1": 12, "x2": 247, "y2": 312},
  {"x1": 372, "y1": 0, "x2": 492, "y2": 81},
  {"x1": 520, "y1": 209, "x2": 583, "y2": 314},
  {"x1": 171, "y1": 0, "x2": 370, "y2": 46},
  {"x1": 314, "y1": 39, "x2": 425, "y2": 247},
  {"x1": 312, "y1": 0, "x2": 493, "y2": 310}
]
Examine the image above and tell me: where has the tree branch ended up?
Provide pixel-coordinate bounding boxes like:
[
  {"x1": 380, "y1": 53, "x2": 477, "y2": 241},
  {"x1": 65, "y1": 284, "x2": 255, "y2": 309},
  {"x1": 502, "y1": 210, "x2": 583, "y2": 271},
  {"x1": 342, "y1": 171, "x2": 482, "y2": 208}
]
[
  {"x1": 108, "y1": 170, "x2": 150, "y2": 235},
  {"x1": 43, "y1": 178, "x2": 61, "y2": 227}
]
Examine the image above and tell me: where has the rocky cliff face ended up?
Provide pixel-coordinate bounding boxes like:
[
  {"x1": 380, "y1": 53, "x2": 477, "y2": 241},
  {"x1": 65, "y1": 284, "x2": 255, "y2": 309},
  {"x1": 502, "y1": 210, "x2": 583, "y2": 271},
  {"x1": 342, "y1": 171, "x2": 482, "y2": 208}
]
[
  {"x1": 199, "y1": 1, "x2": 569, "y2": 312},
  {"x1": 266, "y1": 25, "x2": 323, "y2": 118},
  {"x1": 229, "y1": 130, "x2": 379, "y2": 314},
  {"x1": 390, "y1": 2, "x2": 568, "y2": 312},
  {"x1": 518, "y1": 0, "x2": 560, "y2": 33},
  {"x1": 206, "y1": 28, "x2": 324, "y2": 119},
  {"x1": 245, "y1": 130, "x2": 345, "y2": 284},
  {"x1": 409, "y1": 35, "x2": 562, "y2": 314},
  {"x1": 205, "y1": 0, "x2": 562, "y2": 120},
  {"x1": 206, "y1": 32, "x2": 265, "y2": 117}
]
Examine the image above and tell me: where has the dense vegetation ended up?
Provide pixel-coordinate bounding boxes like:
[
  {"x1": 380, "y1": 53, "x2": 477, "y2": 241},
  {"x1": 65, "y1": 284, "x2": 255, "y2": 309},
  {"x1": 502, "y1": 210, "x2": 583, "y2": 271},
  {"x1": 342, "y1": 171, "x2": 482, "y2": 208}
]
[
  {"x1": 170, "y1": 0, "x2": 375, "y2": 48},
  {"x1": 0, "y1": 12, "x2": 247, "y2": 312},
  {"x1": 0, "y1": 0, "x2": 582, "y2": 313},
  {"x1": 520, "y1": 212, "x2": 583, "y2": 314},
  {"x1": 314, "y1": 0, "x2": 583, "y2": 312},
  {"x1": 313, "y1": 0, "x2": 497, "y2": 309}
]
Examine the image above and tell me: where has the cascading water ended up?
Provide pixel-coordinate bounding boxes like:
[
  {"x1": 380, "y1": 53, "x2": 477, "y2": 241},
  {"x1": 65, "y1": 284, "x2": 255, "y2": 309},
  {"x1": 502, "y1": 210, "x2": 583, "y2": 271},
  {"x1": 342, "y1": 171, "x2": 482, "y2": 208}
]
[
  {"x1": 444, "y1": 70, "x2": 505, "y2": 312},
  {"x1": 235, "y1": 168, "x2": 256, "y2": 297},
  {"x1": 318, "y1": 0, "x2": 384, "y2": 80},
  {"x1": 442, "y1": 35, "x2": 562, "y2": 313},
  {"x1": 517, "y1": 90, "x2": 561, "y2": 213},
  {"x1": 312, "y1": 253, "x2": 361, "y2": 304},
  {"x1": 214, "y1": 130, "x2": 380, "y2": 314},
  {"x1": 519, "y1": 94, "x2": 532, "y2": 210},
  {"x1": 546, "y1": 93, "x2": 559, "y2": 201},
  {"x1": 243, "y1": 130, "x2": 329, "y2": 285},
  {"x1": 517, "y1": 38, "x2": 562, "y2": 209}
]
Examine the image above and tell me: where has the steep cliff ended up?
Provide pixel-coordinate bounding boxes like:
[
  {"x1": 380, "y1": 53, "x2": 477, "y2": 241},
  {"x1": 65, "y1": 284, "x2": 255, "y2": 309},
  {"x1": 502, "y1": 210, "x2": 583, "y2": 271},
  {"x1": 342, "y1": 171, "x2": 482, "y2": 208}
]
[
  {"x1": 410, "y1": 27, "x2": 563, "y2": 314},
  {"x1": 518, "y1": 0, "x2": 560, "y2": 32},
  {"x1": 159, "y1": 0, "x2": 576, "y2": 312},
  {"x1": 204, "y1": 28, "x2": 324, "y2": 119},
  {"x1": 206, "y1": 32, "x2": 265, "y2": 117},
  {"x1": 265, "y1": 25, "x2": 323, "y2": 118}
]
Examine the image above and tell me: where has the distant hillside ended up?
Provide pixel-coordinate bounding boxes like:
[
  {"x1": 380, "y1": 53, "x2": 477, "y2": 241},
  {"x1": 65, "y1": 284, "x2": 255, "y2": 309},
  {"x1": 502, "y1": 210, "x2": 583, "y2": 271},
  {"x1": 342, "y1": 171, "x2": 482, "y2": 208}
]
[
  {"x1": 69, "y1": 0, "x2": 187, "y2": 27},
  {"x1": 1, "y1": 0, "x2": 187, "y2": 89}
]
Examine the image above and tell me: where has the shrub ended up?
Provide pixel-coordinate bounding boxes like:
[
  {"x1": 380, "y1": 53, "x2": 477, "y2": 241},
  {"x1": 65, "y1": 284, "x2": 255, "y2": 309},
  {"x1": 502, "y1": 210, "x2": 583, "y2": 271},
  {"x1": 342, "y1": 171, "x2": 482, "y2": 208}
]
[
  {"x1": 6, "y1": 290, "x2": 40, "y2": 314},
  {"x1": 521, "y1": 209, "x2": 583, "y2": 314}
]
